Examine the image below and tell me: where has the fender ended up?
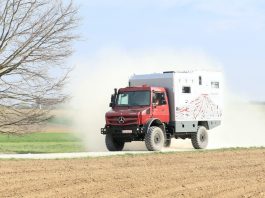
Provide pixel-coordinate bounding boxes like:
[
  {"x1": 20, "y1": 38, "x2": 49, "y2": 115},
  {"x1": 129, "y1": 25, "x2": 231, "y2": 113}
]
[{"x1": 143, "y1": 118, "x2": 165, "y2": 134}]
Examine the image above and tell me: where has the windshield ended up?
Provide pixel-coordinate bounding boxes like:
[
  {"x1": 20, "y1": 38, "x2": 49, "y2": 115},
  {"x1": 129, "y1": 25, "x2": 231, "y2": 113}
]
[{"x1": 117, "y1": 91, "x2": 150, "y2": 106}]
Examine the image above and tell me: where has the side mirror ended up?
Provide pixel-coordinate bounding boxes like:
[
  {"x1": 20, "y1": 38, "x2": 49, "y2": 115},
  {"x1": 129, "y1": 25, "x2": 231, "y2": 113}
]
[
  {"x1": 110, "y1": 94, "x2": 115, "y2": 108},
  {"x1": 111, "y1": 94, "x2": 115, "y2": 103},
  {"x1": 109, "y1": 89, "x2": 118, "y2": 108}
]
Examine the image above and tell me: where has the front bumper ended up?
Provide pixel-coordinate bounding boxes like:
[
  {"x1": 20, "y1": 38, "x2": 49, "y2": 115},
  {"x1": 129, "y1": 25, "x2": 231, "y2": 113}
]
[
  {"x1": 101, "y1": 125, "x2": 145, "y2": 141},
  {"x1": 101, "y1": 125, "x2": 144, "y2": 134}
]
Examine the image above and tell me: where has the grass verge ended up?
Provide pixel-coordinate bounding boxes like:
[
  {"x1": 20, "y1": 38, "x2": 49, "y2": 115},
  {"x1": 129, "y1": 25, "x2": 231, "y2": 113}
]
[{"x1": 0, "y1": 133, "x2": 85, "y2": 154}]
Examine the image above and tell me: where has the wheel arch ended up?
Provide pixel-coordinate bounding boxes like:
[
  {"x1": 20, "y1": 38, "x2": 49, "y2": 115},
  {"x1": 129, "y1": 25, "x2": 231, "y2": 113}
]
[
  {"x1": 198, "y1": 121, "x2": 209, "y2": 130},
  {"x1": 144, "y1": 118, "x2": 165, "y2": 134}
]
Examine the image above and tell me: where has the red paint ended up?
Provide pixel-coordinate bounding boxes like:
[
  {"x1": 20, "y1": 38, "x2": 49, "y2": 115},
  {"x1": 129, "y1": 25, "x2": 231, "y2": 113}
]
[{"x1": 105, "y1": 86, "x2": 170, "y2": 126}]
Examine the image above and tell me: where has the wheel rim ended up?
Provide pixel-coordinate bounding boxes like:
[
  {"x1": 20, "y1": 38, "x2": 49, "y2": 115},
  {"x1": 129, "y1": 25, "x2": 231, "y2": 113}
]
[
  {"x1": 200, "y1": 133, "x2": 205, "y2": 142},
  {"x1": 154, "y1": 133, "x2": 161, "y2": 144}
]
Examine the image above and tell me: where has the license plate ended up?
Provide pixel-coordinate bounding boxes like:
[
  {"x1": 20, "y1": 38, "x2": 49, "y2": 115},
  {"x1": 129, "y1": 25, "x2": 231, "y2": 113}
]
[{"x1": 122, "y1": 130, "x2": 132, "y2": 134}]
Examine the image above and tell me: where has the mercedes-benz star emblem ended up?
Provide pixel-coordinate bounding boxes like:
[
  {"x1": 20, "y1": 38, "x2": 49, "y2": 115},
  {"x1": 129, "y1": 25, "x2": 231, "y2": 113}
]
[{"x1": 118, "y1": 116, "x2": 125, "y2": 124}]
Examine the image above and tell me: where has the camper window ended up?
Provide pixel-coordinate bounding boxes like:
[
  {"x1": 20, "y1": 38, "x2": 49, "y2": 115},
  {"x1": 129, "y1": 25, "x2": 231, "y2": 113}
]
[
  {"x1": 211, "y1": 82, "x2": 220, "y2": 89},
  {"x1": 182, "y1": 86, "x2": 191, "y2": 93}
]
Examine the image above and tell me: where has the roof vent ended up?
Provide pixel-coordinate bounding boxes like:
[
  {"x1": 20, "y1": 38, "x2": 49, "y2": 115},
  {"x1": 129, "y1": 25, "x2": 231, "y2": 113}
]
[{"x1": 163, "y1": 71, "x2": 175, "y2": 74}]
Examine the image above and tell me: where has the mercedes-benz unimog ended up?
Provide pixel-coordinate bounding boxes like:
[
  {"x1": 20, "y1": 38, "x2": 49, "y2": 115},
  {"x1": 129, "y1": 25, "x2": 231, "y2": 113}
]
[{"x1": 101, "y1": 71, "x2": 222, "y2": 151}]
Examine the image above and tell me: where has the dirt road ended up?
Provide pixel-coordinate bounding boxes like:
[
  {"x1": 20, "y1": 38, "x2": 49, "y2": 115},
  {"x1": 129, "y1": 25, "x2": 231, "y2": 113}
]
[{"x1": 0, "y1": 148, "x2": 265, "y2": 198}]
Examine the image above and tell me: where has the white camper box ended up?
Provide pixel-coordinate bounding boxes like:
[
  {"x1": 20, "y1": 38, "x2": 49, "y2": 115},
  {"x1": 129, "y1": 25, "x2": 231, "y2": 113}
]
[{"x1": 129, "y1": 71, "x2": 223, "y2": 133}]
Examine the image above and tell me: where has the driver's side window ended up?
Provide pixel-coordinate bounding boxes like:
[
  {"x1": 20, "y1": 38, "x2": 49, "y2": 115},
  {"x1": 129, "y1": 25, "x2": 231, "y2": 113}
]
[{"x1": 153, "y1": 92, "x2": 166, "y2": 106}]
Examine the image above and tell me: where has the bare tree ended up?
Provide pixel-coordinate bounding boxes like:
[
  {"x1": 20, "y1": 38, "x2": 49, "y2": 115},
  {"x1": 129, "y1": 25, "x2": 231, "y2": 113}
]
[{"x1": 0, "y1": 0, "x2": 78, "y2": 134}]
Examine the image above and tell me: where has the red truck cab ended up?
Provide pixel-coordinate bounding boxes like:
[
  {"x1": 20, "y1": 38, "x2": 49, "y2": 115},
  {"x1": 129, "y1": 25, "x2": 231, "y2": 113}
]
[{"x1": 101, "y1": 86, "x2": 170, "y2": 151}]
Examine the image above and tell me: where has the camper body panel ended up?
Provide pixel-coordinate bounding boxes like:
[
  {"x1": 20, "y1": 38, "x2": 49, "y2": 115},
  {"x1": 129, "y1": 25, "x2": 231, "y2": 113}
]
[{"x1": 129, "y1": 71, "x2": 223, "y2": 133}]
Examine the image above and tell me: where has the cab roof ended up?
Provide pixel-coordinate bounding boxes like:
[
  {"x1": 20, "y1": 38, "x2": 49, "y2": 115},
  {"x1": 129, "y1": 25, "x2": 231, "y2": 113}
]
[{"x1": 119, "y1": 86, "x2": 165, "y2": 92}]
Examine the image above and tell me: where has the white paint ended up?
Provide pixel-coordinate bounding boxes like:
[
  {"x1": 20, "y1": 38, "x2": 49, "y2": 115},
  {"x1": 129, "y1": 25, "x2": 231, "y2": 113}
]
[{"x1": 130, "y1": 70, "x2": 223, "y2": 122}]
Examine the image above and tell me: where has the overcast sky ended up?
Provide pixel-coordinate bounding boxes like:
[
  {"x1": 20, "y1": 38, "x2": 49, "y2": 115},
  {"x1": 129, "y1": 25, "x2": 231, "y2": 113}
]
[{"x1": 71, "y1": 0, "x2": 265, "y2": 101}]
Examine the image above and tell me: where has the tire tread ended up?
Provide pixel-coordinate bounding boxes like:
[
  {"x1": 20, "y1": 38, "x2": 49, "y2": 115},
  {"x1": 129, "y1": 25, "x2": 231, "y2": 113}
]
[
  {"x1": 191, "y1": 126, "x2": 208, "y2": 149},
  {"x1": 105, "y1": 134, "x2": 124, "y2": 151},
  {"x1": 145, "y1": 126, "x2": 164, "y2": 151}
]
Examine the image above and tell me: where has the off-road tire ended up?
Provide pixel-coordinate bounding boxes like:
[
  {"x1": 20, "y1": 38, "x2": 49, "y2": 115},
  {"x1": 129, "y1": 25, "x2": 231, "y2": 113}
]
[
  {"x1": 145, "y1": 126, "x2": 165, "y2": 151},
  {"x1": 105, "y1": 134, "x2": 125, "y2": 151},
  {"x1": 164, "y1": 138, "x2": 171, "y2": 147},
  {"x1": 191, "y1": 126, "x2": 208, "y2": 149}
]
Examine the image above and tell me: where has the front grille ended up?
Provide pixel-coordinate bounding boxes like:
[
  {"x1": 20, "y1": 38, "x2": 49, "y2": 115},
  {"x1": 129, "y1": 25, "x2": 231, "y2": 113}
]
[{"x1": 107, "y1": 115, "x2": 138, "y2": 125}]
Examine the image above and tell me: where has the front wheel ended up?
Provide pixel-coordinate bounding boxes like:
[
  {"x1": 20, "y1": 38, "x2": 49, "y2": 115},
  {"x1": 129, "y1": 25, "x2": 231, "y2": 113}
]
[
  {"x1": 145, "y1": 126, "x2": 165, "y2": 151},
  {"x1": 191, "y1": 126, "x2": 208, "y2": 149},
  {"x1": 105, "y1": 134, "x2": 125, "y2": 151}
]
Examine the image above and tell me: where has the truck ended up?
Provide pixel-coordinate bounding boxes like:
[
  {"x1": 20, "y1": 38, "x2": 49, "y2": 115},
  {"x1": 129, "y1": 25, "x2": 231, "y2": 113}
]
[{"x1": 101, "y1": 71, "x2": 223, "y2": 151}]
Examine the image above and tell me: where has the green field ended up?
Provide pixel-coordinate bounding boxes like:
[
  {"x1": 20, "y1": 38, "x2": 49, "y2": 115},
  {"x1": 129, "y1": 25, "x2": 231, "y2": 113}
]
[{"x1": 0, "y1": 133, "x2": 86, "y2": 154}]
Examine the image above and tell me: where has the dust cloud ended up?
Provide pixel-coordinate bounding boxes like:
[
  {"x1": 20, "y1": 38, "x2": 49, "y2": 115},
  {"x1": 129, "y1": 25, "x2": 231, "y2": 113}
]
[
  {"x1": 208, "y1": 95, "x2": 265, "y2": 148},
  {"x1": 70, "y1": 48, "x2": 265, "y2": 151}
]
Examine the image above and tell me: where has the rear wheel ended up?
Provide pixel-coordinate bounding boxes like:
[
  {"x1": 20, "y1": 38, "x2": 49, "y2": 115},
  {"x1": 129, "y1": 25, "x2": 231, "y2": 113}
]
[
  {"x1": 191, "y1": 126, "x2": 208, "y2": 149},
  {"x1": 145, "y1": 126, "x2": 165, "y2": 151},
  {"x1": 105, "y1": 134, "x2": 125, "y2": 151}
]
